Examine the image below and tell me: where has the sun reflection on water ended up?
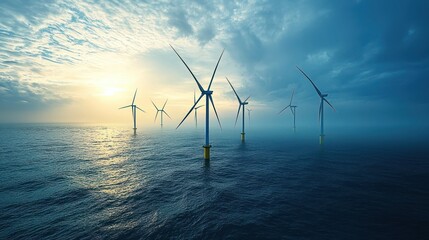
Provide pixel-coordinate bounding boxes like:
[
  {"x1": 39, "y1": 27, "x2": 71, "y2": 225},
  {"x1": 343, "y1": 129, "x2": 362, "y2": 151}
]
[
  {"x1": 70, "y1": 126, "x2": 146, "y2": 199},
  {"x1": 66, "y1": 126, "x2": 152, "y2": 232}
]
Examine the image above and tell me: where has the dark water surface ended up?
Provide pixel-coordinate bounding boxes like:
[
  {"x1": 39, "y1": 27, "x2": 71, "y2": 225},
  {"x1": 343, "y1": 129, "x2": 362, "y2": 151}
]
[{"x1": 0, "y1": 124, "x2": 428, "y2": 239}]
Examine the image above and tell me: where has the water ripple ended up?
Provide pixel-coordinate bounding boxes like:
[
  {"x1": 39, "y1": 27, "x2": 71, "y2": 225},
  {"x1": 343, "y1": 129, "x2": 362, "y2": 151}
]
[{"x1": 0, "y1": 124, "x2": 428, "y2": 239}]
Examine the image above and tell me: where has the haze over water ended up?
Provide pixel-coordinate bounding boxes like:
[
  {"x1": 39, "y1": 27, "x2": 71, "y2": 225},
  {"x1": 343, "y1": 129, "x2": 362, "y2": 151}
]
[
  {"x1": 1, "y1": 124, "x2": 427, "y2": 239},
  {"x1": 1, "y1": 1, "x2": 429, "y2": 238}
]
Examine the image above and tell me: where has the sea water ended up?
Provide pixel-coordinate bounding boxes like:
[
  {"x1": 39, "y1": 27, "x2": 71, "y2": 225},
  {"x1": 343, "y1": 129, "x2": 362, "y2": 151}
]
[{"x1": 0, "y1": 124, "x2": 428, "y2": 239}]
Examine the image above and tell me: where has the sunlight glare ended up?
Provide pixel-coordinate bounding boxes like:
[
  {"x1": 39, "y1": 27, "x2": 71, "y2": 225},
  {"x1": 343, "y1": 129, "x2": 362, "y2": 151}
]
[{"x1": 102, "y1": 86, "x2": 123, "y2": 96}]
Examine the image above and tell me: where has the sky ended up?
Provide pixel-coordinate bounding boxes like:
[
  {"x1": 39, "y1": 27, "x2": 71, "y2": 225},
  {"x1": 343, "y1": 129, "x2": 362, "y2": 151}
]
[{"x1": 1, "y1": 0, "x2": 429, "y2": 133}]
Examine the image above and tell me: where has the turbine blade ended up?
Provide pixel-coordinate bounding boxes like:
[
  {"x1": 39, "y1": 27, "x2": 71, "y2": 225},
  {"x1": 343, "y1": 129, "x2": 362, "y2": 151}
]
[
  {"x1": 194, "y1": 89, "x2": 196, "y2": 104},
  {"x1": 235, "y1": 104, "x2": 242, "y2": 126},
  {"x1": 170, "y1": 45, "x2": 205, "y2": 93},
  {"x1": 195, "y1": 105, "x2": 204, "y2": 109},
  {"x1": 119, "y1": 105, "x2": 132, "y2": 109},
  {"x1": 151, "y1": 100, "x2": 159, "y2": 111},
  {"x1": 319, "y1": 101, "x2": 322, "y2": 122},
  {"x1": 244, "y1": 95, "x2": 250, "y2": 102},
  {"x1": 132, "y1": 89, "x2": 138, "y2": 105},
  {"x1": 162, "y1": 99, "x2": 168, "y2": 110},
  {"x1": 278, "y1": 105, "x2": 290, "y2": 114},
  {"x1": 209, "y1": 95, "x2": 222, "y2": 129},
  {"x1": 296, "y1": 66, "x2": 322, "y2": 97},
  {"x1": 163, "y1": 110, "x2": 172, "y2": 119},
  {"x1": 177, "y1": 93, "x2": 204, "y2": 129},
  {"x1": 290, "y1": 89, "x2": 295, "y2": 105},
  {"x1": 324, "y1": 98, "x2": 336, "y2": 111},
  {"x1": 226, "y1": 77, "x2": 242, "y2": 103},
  {"x1": 136, "y1": 106, "x2": 145, "y2": 113},
  {"x1": 154, "y1": 111, "x2": 159, "y2": 122},
  {"x1": 207, "y1": 49, "x2": 225, "y2": 91}
]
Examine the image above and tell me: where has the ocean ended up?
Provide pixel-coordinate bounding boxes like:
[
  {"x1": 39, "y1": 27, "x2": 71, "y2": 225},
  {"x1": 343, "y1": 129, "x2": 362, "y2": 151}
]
[{"x1": 0, "y1": 124, "x2": 428, "y2": 239}]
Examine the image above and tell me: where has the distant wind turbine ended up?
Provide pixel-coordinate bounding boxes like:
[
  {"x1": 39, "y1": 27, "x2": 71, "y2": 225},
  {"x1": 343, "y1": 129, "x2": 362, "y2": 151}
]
[
  {"x1": 226, "y1": 77, "x2": 250, "y2": 141},
  {"x1": 296, "y1": 66, "x2": 335, "y2": 144},
  {"x1": 279, "y1": 89, "x2": 298, "y2": 132},
  {"x1": 193, "y1": 90, "x2": 204, "y2": 127},
  {"x1": 171, "y1": 45, "x2": 223, "y2": 160},
  {"x1": 151, "y1": 99, "x2": 171, "y2": 127},
  {"x1": 119, "y1": 89, "x2": 145, "y2": 132},
  {"x1": 247, "y1": 108, "x2": 252, "y2": 123}
]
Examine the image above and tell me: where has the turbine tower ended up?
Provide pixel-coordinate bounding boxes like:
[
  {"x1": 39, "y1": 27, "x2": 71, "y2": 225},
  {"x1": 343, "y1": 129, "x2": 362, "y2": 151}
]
[
  {"x1": 296, "y1": 66, "x2": 335, "y2": 144},
  {"x1": 193, "y1": 90, "x2": 204, "y2": 127},
  {"x1": 279, "y1": 89, "x2": 298, "y2": 132},
  {"x1": 151, "y1": 99, "x2": 171, "y2": 127},
  {"x1": 247, "y1": 108, "x2": 252, "y2": 123},
  {"x1": 226, "y1": 77, "x2": 250, "y2": 141},
  {"x1": 171, "y1": 45, "x2": 223, "y2": 160},
  {"x1": 119, "y1": 89, "x2": 145, "y2": 132}
]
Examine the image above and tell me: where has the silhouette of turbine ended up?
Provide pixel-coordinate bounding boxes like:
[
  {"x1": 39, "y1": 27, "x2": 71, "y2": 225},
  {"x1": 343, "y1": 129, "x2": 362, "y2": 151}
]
[
  {"x1": 151, "y1": 99, "x2": 171, "y2": 127},
  {"x1": 119, "y1": 89, "x2": 145, "y2": 132},
  {"x1": 297, "y1": 66, "x2": 335, "y2": 144},
  {"x1": 279, "y1": 89, "x2": 298, "y2": 132},
  {"x1": 226, "y1": 77, "x2": 250, "y2": 141},
  {"x1": 171, "y1": 45, "x2": 224, "y2": 160}
]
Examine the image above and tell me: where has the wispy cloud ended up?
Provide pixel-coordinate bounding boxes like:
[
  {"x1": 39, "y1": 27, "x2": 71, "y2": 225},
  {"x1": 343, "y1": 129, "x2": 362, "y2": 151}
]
[{"x1": 1, "y1": 0, "x2": 428, "y2": 125}]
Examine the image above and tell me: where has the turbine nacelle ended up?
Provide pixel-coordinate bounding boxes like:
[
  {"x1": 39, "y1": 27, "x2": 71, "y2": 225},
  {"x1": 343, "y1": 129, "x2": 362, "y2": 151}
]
[
  {"x1": 321, "y1": 94, "x2": 328, "y2": 98},
  {"x1": 202, "y1": 90, "x2": 213, "y2": 95}
]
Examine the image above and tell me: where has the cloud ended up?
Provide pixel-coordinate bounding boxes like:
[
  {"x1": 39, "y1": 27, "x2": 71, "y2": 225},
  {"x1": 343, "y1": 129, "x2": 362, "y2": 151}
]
[
  {"x1": 167, "y1": 6, "x2": 194, "y2": 37},
  {"x1": 0, "y1": 0, "x2": 428, "y2": 125},
  {"x1": 0, "y1": 0, "x2": 175, "y2": 114},
  {"x1": 196, "y1": 24, "x2": 215, "y2": 45},
  {"x1": 215, "y1": 0, "x2": 429, "y2": 106},
  {"x1": 0, "y1": 78, "x2": 69, "y2": 110},
  {"x1": 306, "y1": 50, "x2": 332, "y2": 64}
]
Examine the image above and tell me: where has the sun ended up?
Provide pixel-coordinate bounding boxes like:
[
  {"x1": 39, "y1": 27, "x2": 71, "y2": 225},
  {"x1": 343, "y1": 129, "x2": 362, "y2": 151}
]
[
  {"x1": 101, "y1": 87, "x2": 123, "y2": 96},
  {"x1": 93, "y1": 73, "x2": 129, "y2": 97}
]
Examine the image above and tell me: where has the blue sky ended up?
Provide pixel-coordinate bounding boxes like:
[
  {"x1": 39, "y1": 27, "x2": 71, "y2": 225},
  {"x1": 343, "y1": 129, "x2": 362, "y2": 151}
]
[{"x1": 1, "y1": 0, "x2": 428, "y2": 132}]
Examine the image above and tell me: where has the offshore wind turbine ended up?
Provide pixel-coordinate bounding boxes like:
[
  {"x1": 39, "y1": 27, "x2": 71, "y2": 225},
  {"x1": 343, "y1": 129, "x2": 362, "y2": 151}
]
[
  {"x1": 279, "y1": 89, "x2": 298, "y2": 132},
  {"x1": 151, "y1": 99, "x2": 171, "y2": 127},
  {"x1": 119, "y1": 89, "x2": 145, "y2": 132},
  {"x1": 247, "y1": 108, "x2": 252, "y2": 123},
  {"x1": 226, "y1": 77, "x2": 250, "y2": 141},
  {"x1": 193, "y1": 90, "x2": 204, "y2": 127},
  {"x1": 296, "y1": 66, "x2": 335, "y2": 144},
  {"x1": 171, "y1": 45, "x2": 223, "y2": 160}
]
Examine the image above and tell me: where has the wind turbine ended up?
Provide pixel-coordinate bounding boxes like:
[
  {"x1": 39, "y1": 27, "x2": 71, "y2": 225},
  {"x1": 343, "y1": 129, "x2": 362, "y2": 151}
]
[
  {"x1": 279, "y1": 89, "x2": 298, "y2": 132},
  {"x1": 193, "y1": 90, "x2": 204, "y2": 127},
  {"x1": 247, "y1": 108, "x2": 252, "y2": 123},
  {"x1": 119, "y1": 89, "x2": 145, "y2": 132},
  {"x1": 151, "y1": 99, "x2": 171, "y2": 127},
  {"x1": 226, "y1": 77, "x2": 250, "y2": 141},
  {"x1": 296, "y1": 66, "x2": 335, "y2": 144},
  {"x1": 171, "y1": 45, "x2": 223, "y2": 160}
]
